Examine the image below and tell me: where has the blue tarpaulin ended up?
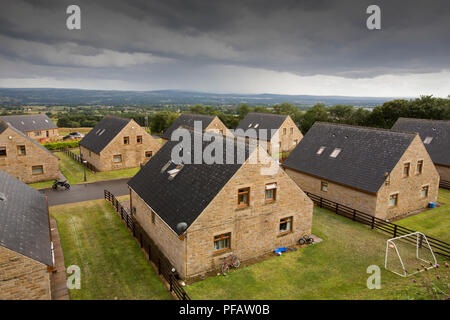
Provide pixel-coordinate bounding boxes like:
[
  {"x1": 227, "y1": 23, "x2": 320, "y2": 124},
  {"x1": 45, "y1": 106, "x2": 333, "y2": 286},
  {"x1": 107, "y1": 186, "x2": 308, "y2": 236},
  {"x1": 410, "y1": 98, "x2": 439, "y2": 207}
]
[{"x1": 274, "y1": 247, "x2": 287, "y2": 253}]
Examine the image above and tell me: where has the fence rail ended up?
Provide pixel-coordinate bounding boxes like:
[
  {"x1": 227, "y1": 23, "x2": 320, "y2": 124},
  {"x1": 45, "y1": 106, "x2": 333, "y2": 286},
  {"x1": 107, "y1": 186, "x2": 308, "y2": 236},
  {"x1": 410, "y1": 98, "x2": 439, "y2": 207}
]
[
  {"x1": 305, "y1": 192, "x2": 450, "y2": 258},
  {"x1": 440, "y1": 179, "x2": 450, "y2": 190},
  {"x1": 59, "y1": 148, "x2": 98, "y2": 172},
  {"x1": 104, "y1": 190, "x2": 190, "y2": 300}
]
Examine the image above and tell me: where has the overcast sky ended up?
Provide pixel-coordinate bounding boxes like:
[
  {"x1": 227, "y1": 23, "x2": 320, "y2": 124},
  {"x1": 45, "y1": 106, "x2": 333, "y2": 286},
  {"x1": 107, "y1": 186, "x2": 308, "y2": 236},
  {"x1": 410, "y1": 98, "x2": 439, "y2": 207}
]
[{"x1": 0, "y1": 0, "x2": 449, "y2": 97}]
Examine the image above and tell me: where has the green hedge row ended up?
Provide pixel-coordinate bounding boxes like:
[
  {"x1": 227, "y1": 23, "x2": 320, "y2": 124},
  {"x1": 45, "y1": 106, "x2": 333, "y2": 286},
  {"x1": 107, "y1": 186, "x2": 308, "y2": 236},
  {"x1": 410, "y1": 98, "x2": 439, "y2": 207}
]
[{"x1": 42, "y1": 141, "x2": 79, "y2": 150}]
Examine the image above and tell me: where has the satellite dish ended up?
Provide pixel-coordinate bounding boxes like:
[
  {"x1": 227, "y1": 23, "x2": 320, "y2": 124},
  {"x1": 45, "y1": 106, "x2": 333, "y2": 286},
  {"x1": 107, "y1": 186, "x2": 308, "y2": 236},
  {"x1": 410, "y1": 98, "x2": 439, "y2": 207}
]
[{"x1": 176, "y1": 222, "x2": 188, "y2": 233}]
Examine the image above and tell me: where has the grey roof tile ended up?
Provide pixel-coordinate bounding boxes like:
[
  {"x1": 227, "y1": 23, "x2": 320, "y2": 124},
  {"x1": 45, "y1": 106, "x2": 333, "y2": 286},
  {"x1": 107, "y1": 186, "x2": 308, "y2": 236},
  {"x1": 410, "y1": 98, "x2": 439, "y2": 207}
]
[
  {"x1": 392, "y1": 118, "x2": 450, "y2": 167},
  {"x1": 0, "y1": 114, "x2": 58, "y2": 132},
  {"x1": 162, "y1": 113, "x2": 215, "y2": 140},
  {"x1": 282, "y1": 122, "x2": 416, "y2": 194},
  {"x1": 0, "y1": 170, "x2": 53, "y2": 266},
  {"x1": 235, "y1": 113, "x2": 287, "y2": 140}
]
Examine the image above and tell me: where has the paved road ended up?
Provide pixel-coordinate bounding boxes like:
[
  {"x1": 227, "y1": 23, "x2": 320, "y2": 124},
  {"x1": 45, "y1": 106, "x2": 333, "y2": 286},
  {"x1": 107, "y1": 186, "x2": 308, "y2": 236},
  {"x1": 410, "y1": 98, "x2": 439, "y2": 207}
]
[{"x1": 41, "y1": 178, "x2": 130, "y2": 206}]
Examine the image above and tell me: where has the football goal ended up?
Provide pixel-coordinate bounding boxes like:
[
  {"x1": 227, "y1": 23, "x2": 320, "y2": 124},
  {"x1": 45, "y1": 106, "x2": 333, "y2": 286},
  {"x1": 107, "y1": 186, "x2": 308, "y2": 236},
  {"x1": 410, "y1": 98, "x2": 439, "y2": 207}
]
[{"x1": 385, "y1": 231, "x2": 437, "y2": 277}]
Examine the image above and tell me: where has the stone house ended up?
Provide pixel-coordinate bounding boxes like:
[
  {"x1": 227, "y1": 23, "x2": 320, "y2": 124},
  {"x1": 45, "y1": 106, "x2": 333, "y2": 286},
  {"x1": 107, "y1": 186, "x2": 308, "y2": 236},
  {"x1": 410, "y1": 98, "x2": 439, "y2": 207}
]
[
  {"x1": 0, "y1": 114, "x2": 59, "y2": 142},
  {"x1": 161, "y1": 113, "x2": 232, "y2": 143},
  {"x1": 0, "y1": 170, "x2": 53, "y2": 300},
  {"x1": 0, "y1": 120, "x2": 59, "y2": 183},
  {"x1": 128, "y1": 131, "x2": 313, "y2": 279},
  {"x1": 282, "y1": 122, "x2": 440, "y2": 221},
  {"x1": 234, "y1": 113, "x2": 303, "y2": 156},
  {"x1": 79, "y1": 116, "x2": 161, "y2": 172},
  {"x1": 392, "y1": 118, "x2": 450, "y2": 185}
]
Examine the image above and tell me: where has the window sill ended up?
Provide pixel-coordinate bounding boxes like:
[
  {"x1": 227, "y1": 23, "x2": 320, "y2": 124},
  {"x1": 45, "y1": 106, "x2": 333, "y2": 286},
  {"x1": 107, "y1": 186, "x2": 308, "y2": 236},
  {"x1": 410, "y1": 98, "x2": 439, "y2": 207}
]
[
  {"x1": 277, "y1": 231, "x2": 292, "y2": 237},
  {"x1": 213, "y1": 248, "x2": 231, "y2": 256}
]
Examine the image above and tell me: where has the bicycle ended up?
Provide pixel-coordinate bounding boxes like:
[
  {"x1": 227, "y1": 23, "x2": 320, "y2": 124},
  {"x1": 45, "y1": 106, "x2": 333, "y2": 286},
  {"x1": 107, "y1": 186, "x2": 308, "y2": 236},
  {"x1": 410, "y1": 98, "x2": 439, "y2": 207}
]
[
  {"x1": 298, "y1": 235, "x2": 314, "y2": 245},
  {"x1": 221, "y1": 254, "x2": 241, "y2": 275}
]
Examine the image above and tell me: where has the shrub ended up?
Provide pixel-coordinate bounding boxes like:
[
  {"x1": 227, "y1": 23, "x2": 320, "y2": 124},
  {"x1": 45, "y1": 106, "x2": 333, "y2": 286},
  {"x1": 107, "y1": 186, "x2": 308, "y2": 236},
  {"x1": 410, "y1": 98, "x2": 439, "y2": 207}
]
[{"x1": 42, "y1": 141, "x2": 79, "y2": 150}]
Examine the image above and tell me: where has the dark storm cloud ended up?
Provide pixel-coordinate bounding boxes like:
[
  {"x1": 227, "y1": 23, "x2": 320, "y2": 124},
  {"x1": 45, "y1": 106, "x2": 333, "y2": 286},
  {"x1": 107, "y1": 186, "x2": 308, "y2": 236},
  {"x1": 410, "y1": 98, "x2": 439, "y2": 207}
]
[{"x1": 0, "y1": 0, "x2": 449, "y2": 82}]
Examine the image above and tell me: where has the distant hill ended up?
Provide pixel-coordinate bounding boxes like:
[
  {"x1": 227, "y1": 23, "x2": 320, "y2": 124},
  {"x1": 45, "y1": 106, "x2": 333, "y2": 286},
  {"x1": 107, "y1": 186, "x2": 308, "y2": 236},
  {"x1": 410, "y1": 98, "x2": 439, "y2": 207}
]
[{"x1": 0, "y1": 88, "x2": 395, "y2": 107}]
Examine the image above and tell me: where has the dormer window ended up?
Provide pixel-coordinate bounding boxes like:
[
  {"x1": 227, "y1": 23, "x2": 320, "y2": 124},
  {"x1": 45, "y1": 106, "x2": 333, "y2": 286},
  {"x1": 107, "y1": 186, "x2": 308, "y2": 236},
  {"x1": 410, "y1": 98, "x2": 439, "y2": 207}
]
[
  {"x1": 423, "y1": 137, "x2": 433, "y2": 144},
  {"x1": 254, "y1": 124, "x2": 259, "y2": 128},
  {"x1": 330, "y1": 148, "x2": 341, "y2": 158},
  {"x1": 99, "y1": 129, "x2": 106, "y2": 136},
  {"x1": 248, "y1": 123, "x2": 253, "y2": 128},
  {"x1": 316, "y1": 146, "x2": 326, "y2": 155}
]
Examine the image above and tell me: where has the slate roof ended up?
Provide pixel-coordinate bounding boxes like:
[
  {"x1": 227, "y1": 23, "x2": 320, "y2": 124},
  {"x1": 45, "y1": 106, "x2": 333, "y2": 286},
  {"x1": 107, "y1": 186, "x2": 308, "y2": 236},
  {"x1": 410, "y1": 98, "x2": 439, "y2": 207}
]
[
  {"x1": 0, "y1": 120, "x2": 58, "y2": 159},
  {"x1": 162, "y1": 113, "x2": 215, "y2": 140},
  {"x1": 128, "y1": 131, "x2": 252, "y2": 235},
  {"x1": 79, "y1": 116, "x2": 131, "y2": 154},
  {"x1": 0, "y1": 170, "x2": 53, "y2": 266},
  {"x1": 234, "y1": 112, "x2": 287, "y2": 140},
  {"x1": 392, "y1": 118, "x2": 450, "y2": 167},
  {"x1": 0, "y1": 114, "x2": 58, "y2": 132},
  {"x1": 282, "y1": 122, "x2": 416, "y2": 194}
]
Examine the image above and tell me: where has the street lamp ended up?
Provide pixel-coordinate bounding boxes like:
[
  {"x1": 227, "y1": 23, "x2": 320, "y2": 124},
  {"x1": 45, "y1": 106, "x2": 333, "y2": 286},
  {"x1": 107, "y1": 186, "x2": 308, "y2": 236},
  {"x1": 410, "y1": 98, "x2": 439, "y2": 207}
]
[{"x1": 82, "y1": 160, "x2": 88, "y2": 182}]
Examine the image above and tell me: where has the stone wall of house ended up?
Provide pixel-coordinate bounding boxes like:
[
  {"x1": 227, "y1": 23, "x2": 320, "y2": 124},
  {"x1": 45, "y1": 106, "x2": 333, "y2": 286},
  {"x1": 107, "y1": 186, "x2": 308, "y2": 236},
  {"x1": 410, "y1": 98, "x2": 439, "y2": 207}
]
[
  {"x1": 81, "y1": 120, "x2": 161, "y2": 172},
  {"x1": 205, "y1": 116, "x2": 234, "y2": 137},
  {"x1": 376, "y1": 135, "x2": 440, "y2": 220},
  {"x1": 25, "y1": 129, "x2": 59, "y2": 142},
  {"x1": 0, "y1": 127, "x2": 59, "y2": 183},
  {"x1": 436, "y1": 164, "x2": 450, "y2": 182},
  {"x1": 275, "y1": 116, "x2": 303, "y2": 153},
  {"x1": 130, "y1": 189, "x2": 186, "y2": 277},
  {"x1": 0, "y1": 246, "x2": 51, "y2": 300},
  {"x1": 184, "y1": 148, "x2": 313, "y2": 279},
  {"x1": 284, "y1": 168, "x2": 378, "y2": 214}
]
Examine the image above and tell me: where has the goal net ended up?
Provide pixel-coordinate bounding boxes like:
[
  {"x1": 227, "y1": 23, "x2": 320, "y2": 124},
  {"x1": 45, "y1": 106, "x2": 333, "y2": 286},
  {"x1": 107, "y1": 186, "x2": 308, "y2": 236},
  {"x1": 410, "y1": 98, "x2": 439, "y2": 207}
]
[{"x1": 385, "y1": 232, "x2": 437, "y2": 277}]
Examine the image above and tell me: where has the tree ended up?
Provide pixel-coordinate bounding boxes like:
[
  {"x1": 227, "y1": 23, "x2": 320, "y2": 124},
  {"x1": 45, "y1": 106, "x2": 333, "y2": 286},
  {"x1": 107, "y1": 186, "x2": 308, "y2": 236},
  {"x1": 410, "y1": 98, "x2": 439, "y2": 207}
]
[
  {"x1": 238, "y1": 104, "x2": 250, "y2": 119},
  {"x1": 300, "y1": 104, "x2": 328, "y2": 133}
]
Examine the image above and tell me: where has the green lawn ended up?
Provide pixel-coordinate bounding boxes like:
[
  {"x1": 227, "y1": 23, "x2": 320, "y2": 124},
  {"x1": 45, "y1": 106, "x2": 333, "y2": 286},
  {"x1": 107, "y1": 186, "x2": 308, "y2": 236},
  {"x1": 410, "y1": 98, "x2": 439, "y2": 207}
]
[
  {"x1": 28, "y1": 180, "x2": 55, "y2": 189},
  {"x1": 50, "y1": 199, "x2": 172, "y2": 300},
  {"x1": 396, "y1": 189, "x2": 450, "y2": 242},
  {"x1": 56, "y1": 151, "x2": 140, "y2": 185},
  {"x1": 185, "y1": 207, "x2": 449, "y2": 300}
]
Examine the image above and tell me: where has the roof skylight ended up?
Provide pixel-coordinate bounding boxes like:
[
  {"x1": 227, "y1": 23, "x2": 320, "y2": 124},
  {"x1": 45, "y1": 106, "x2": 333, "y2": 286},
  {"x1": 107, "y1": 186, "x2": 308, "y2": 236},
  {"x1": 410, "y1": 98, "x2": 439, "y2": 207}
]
[
  {"x1": 330, "y1": 148, "x2": 342, "y2": 158},
  {"x1": 316, "y1": 146, "x2": 326, "y2": 155},
  {"x1": 98, "y1": 129, "x2": 106, "y2": 136},
  {"x1": 423, "y1": 136, "x2": 433, "y2": 144}
]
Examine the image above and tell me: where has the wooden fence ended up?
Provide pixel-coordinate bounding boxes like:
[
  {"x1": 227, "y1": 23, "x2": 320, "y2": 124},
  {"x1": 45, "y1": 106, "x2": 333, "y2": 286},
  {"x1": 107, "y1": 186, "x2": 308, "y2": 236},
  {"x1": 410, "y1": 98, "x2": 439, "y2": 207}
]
[
  {"x1": 104, "y1": 190, "x2": 191, "y2": 300},
  {"x1": 59, "y1": 148, "x2": 98, "y2": 172},
  {"x1": 305, "y1": 192, "x2": 450, "y2": 258},
  {"x1": 440, "y1": 179, "x2": 450, "y2": 190}
]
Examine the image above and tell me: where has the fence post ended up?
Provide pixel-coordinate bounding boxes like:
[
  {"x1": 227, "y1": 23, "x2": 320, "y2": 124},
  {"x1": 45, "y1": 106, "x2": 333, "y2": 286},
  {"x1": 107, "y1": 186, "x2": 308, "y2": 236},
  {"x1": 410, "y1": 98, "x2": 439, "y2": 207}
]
[
  {"x1": 352, "y1": 209, "x2": 356, "y2": 221},
  {"x1": 419, "y1": 234, "x2": 423, "y2": 249},
  {"x1": 393, "y1": 225, "x2": 397, "y2": 238},
  {"x1": 371, "y1": 216, "x2": 375, "y2": 229},
  {"x1": 335, "y1": 203, "x2": 338, "y2": 213},
  {"x1": 319, "y1": 197, "x2": 323, "y2": 208}
]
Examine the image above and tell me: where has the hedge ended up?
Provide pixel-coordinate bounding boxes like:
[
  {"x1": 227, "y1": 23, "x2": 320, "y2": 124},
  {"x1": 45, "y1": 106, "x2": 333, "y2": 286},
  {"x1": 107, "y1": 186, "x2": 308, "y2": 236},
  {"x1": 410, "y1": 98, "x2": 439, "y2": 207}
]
[{"x1": 42, "y1": 141, "x2": 79, "y2": 150}]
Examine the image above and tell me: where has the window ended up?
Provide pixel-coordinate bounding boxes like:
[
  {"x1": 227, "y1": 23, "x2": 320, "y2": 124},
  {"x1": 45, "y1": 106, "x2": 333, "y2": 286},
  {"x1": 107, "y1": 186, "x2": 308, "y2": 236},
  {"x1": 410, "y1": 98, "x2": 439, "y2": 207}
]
[
  {"x1": 423, "y1": 136, "x2": 433, "y2": 144},
  {"x1": 265, "y1": 183, "x2": 277, "y2": 202},
  {"x1": 389, "y1": 193, "x2": 398, "y2": 207},
  {"x1": 35, "y1": 131, "x2": 41, "y2": 136},
  {"x1": 403, "y1": 163, "x2": 410, "y2": 177},
  {"x1": 137, "y1": 136, "x2": 143, "y2": 144},
  {"x1": 0, "y1": 147, "x2": 6, "y2": 157},
  {"x1": 330, "y1": 148, "x2": 341, "y2": 158},
  {"x1": 279, "y1": 217, "x2": 293, "y2": 234},
  {"x1": 421, "y1": 186, "x2": 429, "y2": 198},
  {"x1": 17, "y1": 145, "x2": 26, "y2": 156},
  {"x1": 321, "y1": 181, "x2": 328, "y2": 192},
  {"x1": 416, "y1": 160, "x2": 423, "y2": 174},
  {"x1": 283, "y1": 128, "x2": 287, "y2": 135},
  {"x1": 145, "y1": 151, "x2": 153, "y2": 158},
  {"x1": 214, "y1": 233, "x2": 231, "y2": 252},
  {"x1": 32, "y1": 165, "x2": 43, "y2": 175},
  {"x1": 124, "y1": 136, "x2": 130, "y2": 145},
  {"x1": 237, "y1": 187, "x2": 250, "y2": 208},
  {"x1": 151, "y1": 210, "x2": 156, "y2": 224},
  {"x1": 113, "y1": 154, "x2": 122, "y2": 163},
  {"x1": 219, "y1": 129, "x2": 224, "y2": 135},
  {"x1": 316, "y1": 146, "x2": 326, "y2": 155}
]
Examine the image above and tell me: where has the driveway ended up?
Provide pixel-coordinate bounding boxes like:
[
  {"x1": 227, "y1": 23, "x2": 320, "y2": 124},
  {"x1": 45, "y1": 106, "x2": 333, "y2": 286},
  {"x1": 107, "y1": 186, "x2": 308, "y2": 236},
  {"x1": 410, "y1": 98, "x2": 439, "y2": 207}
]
[{"x1": 41, "y1": 178, "x2": 130, "y2": 206}]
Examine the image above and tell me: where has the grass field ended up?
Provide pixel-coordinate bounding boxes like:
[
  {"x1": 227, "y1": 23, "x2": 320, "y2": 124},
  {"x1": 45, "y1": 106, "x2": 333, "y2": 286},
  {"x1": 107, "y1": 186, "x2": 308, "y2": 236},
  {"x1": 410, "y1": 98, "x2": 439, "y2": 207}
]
[
  {"x1": 185, "y1": 207, "x2": 449, "y2": 300},
  {"x1": 50, "y1": 199, "x2": 172, "y2": 300},
  {"x1": 396, "y1": 189, "x2": 450, "y2": 242},
  {"x1": 59, "y1": 127, "x2": 92, "y2": 137}
]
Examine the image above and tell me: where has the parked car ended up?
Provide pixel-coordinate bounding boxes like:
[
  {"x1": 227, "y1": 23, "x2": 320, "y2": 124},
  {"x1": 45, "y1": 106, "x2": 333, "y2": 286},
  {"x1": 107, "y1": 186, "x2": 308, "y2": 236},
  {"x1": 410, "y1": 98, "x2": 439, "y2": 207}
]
[{"x1": 63, "y1": 132, "x2": 84, "y2": 141}]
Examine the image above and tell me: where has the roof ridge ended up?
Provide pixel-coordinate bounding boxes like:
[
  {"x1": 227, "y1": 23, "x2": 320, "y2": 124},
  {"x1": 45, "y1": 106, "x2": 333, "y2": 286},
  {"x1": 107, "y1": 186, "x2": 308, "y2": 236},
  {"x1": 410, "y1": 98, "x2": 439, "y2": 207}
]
[
  {"x1": 246, "y1": 112, "x2": 287, "y2": 118},
  {"x1": 314, "y1": 122, "x2": 417, "y2": 136},
  {"x1": 397, "y1": 117, "x2": 450, "y2": 123}
]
